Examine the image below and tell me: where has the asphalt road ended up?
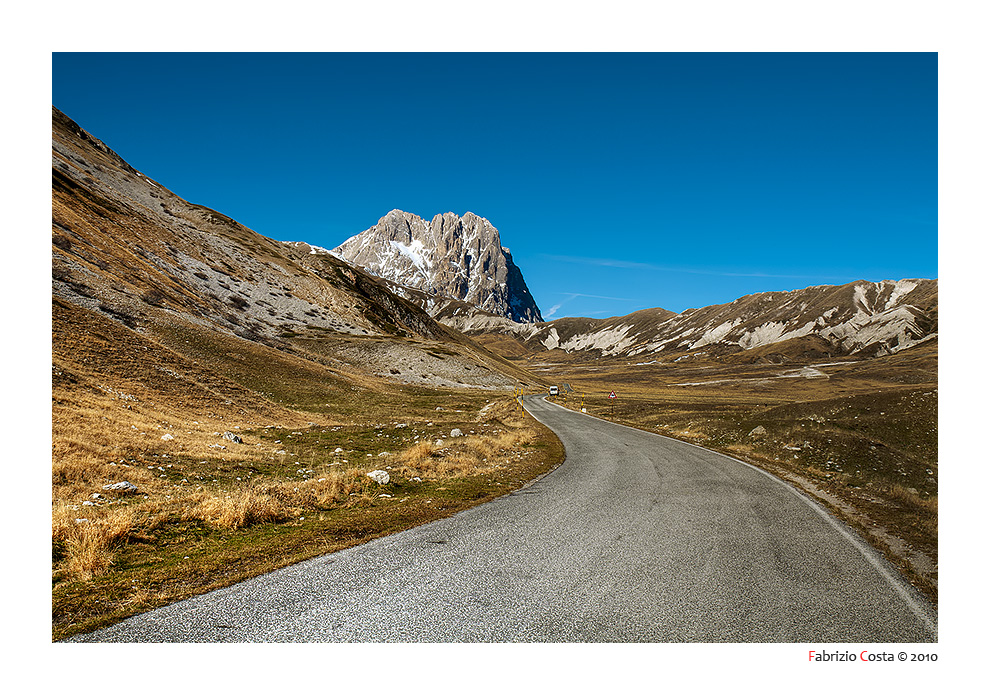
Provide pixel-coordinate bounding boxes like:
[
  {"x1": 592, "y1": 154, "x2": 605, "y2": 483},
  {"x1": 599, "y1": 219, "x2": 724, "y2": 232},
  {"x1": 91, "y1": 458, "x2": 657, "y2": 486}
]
[{"x1": 69, "y1": 396, "x2": 937, "y2": 642}]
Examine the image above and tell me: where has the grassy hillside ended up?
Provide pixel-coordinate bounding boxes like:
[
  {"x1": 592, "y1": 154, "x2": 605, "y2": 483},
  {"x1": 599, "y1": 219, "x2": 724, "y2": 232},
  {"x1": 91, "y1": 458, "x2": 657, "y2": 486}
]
[
  {"x1": 52, "y1": 298, "x2": 562, "y2": 640},
  {"x1": 51, "y1": 107, "x2": 558, "y2": 640}
]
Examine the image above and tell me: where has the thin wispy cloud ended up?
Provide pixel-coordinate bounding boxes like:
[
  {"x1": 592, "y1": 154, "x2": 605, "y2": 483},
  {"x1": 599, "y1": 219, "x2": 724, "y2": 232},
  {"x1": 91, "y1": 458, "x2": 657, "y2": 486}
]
[
  {"x1": 541, "y1": 254, "x2": 851, "y2": 281},
  {"x1": 561, "y1": 292, "x2": 634, "y2": 301},
  {"x1": 543, "y1": 291, "x2": 634, "y2": 319}
]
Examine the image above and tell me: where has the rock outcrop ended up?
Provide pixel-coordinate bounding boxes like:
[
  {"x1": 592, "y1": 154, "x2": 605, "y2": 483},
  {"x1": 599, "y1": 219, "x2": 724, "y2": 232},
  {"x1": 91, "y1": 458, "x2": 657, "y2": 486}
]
[{"x1": 332, "y1": 210, "x2": 542, "y2": 323}]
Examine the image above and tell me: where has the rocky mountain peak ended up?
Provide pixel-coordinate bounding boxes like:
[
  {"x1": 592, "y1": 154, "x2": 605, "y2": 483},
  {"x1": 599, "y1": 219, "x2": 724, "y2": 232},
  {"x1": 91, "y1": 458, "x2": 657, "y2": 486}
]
[{"x1": 332, "y1": 210, "x2": 543, "y2": 323}]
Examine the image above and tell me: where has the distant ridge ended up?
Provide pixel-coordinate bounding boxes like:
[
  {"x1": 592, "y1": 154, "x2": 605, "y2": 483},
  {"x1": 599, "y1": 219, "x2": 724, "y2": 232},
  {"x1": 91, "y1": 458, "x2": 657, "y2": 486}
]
[{"x1": 449, "y1": 279, "x2": 938, "y2": 360}]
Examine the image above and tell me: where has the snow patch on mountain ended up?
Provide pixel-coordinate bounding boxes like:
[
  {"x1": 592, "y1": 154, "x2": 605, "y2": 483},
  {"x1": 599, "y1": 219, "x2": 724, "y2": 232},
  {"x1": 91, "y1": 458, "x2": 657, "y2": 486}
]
[
  {"x1": 779, "y1": 366, "x2": 829, "y2": 379},
  {"x1": 389, "y1": 239, "x2": 431, "y2": 279},
  {"x1": 286, "y1": 241, "x2": 336, "y2": 256},
  {"x1": 674, "y1": 365, "x2": 830, "y2": 386}
]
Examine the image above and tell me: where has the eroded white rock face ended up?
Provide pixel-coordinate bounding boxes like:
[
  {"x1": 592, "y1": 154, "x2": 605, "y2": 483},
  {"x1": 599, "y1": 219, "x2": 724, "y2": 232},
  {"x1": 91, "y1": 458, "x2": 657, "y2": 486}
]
[
  {"x1": 541, "y1": 327, "x2": 560, "y2": 350},
  {"x1": 457, "y1": 278, "x2": 936, "y2": 360},
  {"x1": 333, "y1": 210, "x2": 542, "y2": 323}
]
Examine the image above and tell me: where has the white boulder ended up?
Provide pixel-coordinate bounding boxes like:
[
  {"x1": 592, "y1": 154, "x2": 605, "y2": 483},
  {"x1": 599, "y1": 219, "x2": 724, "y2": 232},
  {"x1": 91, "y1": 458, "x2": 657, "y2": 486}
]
[{"x1": 367, "y1": 470, "x2": 390, "y2": 485}]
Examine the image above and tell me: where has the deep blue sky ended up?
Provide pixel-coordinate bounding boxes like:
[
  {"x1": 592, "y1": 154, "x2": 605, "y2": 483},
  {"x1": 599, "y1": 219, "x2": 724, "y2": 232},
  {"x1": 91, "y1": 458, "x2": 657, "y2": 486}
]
[{"x1": 52, "y1": 53, "x2": 936, "y2": 317}]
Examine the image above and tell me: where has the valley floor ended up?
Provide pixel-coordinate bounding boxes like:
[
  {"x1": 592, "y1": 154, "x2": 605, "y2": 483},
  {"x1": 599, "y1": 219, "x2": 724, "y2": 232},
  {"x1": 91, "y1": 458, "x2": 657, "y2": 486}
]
[
  {"x1": 529, "y1": 343, "x2": 938, "y2": 605},
  {"x1": 52, "y1": 298, "x2": 936, "y2": 639}
]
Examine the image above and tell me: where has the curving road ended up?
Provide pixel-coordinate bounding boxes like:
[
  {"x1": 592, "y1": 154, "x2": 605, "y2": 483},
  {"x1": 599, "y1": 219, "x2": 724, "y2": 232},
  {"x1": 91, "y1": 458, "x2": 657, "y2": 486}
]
[{"x1": 68, "y1": 396, "x2": 936, "y2": 642}]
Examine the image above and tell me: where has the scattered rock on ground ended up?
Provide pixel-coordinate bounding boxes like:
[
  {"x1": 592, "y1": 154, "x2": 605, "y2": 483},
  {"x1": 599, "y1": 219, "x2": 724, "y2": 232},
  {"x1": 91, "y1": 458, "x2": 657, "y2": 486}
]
[
  {"x1": 450, "y1": 428, "x2": 463, "y2": 438},
  {"x1": 222, "y1": 431, "x2": 243, "y2": 444},
  {"x1": 367, "y1": 470, "x2": 390, "y2": 485},
  {"x1": 103, "y1": 481, "x2": 139, "y2": 494},
  {"x1": 748, "y1": 426, "x2": 767, "y2": 438},
  {"x1": 160, "y1": 433, "x2": 174, "y2": 441}
]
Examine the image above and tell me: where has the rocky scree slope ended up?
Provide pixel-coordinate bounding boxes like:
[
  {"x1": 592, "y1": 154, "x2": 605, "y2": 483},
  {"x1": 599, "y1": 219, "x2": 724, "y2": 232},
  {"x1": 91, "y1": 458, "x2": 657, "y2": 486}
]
[
  {"x1": 451, "y1": 279, "x2": 937, "y2": 360},
  {"x1": 329, "y1": 209, "x2": 542, "y2": 324},
  {"x1": 51, "y1": 106, "x2": 532, "y2": 391}
]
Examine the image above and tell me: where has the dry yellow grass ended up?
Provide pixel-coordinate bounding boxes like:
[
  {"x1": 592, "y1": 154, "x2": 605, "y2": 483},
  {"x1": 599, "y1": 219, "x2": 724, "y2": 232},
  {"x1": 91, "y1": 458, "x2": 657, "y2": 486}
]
[
  {"x1": 266, "y1": 469, "x2": 372, "y2": 508},
  {"x1": 52, "y1": 385, "x2": 290, "y2": 577},
  {"x1": 178, "y1": 469, "x2": 382, "y2": 530},
  {"x1": 52, "y1": 386, "x2": 541, "y2": 582},
  {"x1": 52, "y1": 390, "x2": 563, "y2": 640},
  {"x1": 391, "y1": 428, "x2": 532, "y2": 480},
  {"x1": 184, "y1": 488, "x2": 292, "y2": 530},
  {"x1": 53, "y1": 504, "x2": 133, "y2": 581},
  {"x1": 52, "y1": 293, "x2": 552, "y2": 635}
]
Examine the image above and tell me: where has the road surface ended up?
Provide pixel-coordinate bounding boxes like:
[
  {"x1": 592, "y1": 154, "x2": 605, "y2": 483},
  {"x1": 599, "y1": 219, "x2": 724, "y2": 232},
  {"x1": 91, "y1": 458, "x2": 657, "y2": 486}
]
[{"x1": 68, "y1": 395, "x2": 936, "y2": 642}]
